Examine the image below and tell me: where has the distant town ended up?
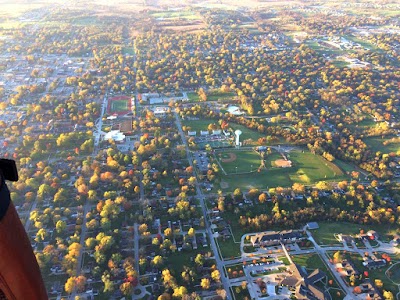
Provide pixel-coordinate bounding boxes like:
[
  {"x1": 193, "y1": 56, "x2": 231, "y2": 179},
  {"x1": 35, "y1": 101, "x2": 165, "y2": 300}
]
[{"x1": 0, "y1": 0, "x2": 399, "y2": 299}]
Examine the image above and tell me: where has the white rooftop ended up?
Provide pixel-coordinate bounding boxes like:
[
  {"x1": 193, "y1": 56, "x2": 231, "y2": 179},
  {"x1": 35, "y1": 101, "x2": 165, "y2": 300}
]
[{"x1": 104, "y1": 130, "x2": 125, "y2": 142}]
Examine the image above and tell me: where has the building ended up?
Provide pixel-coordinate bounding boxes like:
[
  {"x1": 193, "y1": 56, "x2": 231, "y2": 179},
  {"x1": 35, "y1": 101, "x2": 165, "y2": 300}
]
[
  {"x1": 306, "y1": 222, "x2": 319, "y2": 230},
  {"x1": 250, "y1": 230, "x2": 303, "y2": 247},
  {"x1": 152, "y1": 106, "x2": 169, "y2": 118},
  {"x1": 363, "y1": 259, "x2": 386, "y2": 270},
  {"x1": 279, "y1": 264, "x2": 329, "y2": 300},
  {"x1": 103, "y1": 130, "x2": 126, "y2": 142}
]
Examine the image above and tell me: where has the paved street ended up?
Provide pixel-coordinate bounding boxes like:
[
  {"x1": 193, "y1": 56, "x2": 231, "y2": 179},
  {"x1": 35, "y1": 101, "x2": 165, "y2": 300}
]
[{"x1": 174, "y1": 109, "x2": 232, "y2": 299}]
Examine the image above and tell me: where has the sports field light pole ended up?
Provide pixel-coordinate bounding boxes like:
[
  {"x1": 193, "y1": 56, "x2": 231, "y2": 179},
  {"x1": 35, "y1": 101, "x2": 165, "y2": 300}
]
[{"x1": 236, "y1": 166, "x2": 238, "y2": 174}]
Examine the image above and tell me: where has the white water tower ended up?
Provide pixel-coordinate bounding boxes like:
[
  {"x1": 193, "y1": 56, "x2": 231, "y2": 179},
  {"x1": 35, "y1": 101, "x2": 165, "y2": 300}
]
[{"x1": 234, "y1": 130, "x2": 242, "y2": 147}]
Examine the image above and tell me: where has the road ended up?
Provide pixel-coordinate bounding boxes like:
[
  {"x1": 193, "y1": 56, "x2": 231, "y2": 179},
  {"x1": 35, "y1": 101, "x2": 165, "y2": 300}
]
[
  {"x1": 24, "y1": 197, "x2": 39, "y2": 232},
  {"x1": 174, "y1": 110, "x2": 232, "y2": 299},
  {"x1": 70, "y1": 92, "x2": 108, "y2": 299},
  {"x1": 94, "y1": 93, "x2": 108, "y2": 150}
]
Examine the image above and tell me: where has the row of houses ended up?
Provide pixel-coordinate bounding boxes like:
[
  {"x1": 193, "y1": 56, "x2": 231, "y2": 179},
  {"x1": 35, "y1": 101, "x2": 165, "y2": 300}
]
[{"x1": 250, "y1": 230, "x2": 304, "y2": 247}]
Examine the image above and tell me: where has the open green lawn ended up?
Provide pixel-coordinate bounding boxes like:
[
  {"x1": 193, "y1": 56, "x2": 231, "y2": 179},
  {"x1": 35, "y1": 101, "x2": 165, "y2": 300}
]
[
  {"x1": 221, "y1": 167, "x2": 292, "y2": 191},
  {"x1": 182, "y1": 118, "x2": 264, "y2": 143},
  {"x1": 346, "y1": 118, "x2": 376, "y2": 131},
  {"x1": 187, "y1": 92, "x2": 200, "y2": 102},
  {"x1": 110, "y1": 99, "x2": 129, "y2": 113},
  {"x1": 364, "y1": 136, "x2": 400, "y2": 154},
  {"x1": 292, "y1": 254, "x2": 328, "y2": 271},
  {"x1": 182, "y1": 118, "x2": 215, "y2": 132},
  {"x1": 334, "y1": 159, "x2": 360, "y2": 175},
  {"x1": 150, "y1": 10, "x2": 200, "y2": 20},
  {"x1": 187, "y1": 90, "x2": 236, "y2": 102},
  {"x1": 288, "y1": 151, "x2": 344, "y2": 183},
  {"x1": 217, "y1": 150, "x2": 260, "y2": 174},
  {"x1": 217, "y1": 238, "x2": 241, "y2": 259},
  {"x1": 387, "y1": 263, "x2": 400, "y2": 284},
  {"x1": 122, "y1": 47, "x2": 134, "y2": 55},
  {"x1": 311, "y1": 221, "x2": 398, "y2": 245},
  {"x1": 167, "y1": 247, "x2": 209, "y2": 276},
  {"x1": 331, "y1": 60, "x2": 349, "y2": 68},
  {"x1": 220, "y1": 150, "x2": 345, "y2": 191},
  {"x1": 229, "y1": 123, "x2": 264, "y2": 143},
  {"x1": 207, "y1": 91, "x2": 236, "y2": 101}
]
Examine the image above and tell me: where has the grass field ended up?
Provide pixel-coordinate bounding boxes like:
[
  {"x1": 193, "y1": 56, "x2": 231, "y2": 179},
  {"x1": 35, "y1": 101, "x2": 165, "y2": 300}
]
[
  {"x1": 187, "y1": 92, "x2": 200, "y2": 102},
  {"x1": 182, "y1": 118, "x2": 214, "y2": 132},
  {"x1": 182, "y1": 119, "x2": 264, "y2": 143},
  {"x1": 311, "y1": 221, "x2": 398, "y2": 245},
  {"x1": 334, "y1": 159, "x2": 359, "y2": 174},
  {"x1": 150, "y1": 10, "x2": 200, "y2": 20},
  {"x1": 187, "y1": 90, "x2": 236, "y2": 102},
  {"x1": 387, "y1": 263, "x2": 400, "y2": 284},
  {"x1": 287, "y1": 151, "x2": 343, "y2": 183},
  {"x1": 217, "y1": 150, "x2": 289, "y2": 174},
  {"x1": 217, "y1": 150, "x2": 260, "y2": 174},
  {"x1": 220, "y1": 150, "x2": 345, "y2": 191},
  {"x1": 122, "y1": 47, "x2": 134, "y2": 55},
  {"x1": 167, "y1": 247, "x2": 210, "y2": 277},
  {"x1": 229, "y1": 123, "x2": 265, "y2": 144},
  {"x1": 217, "y1": 238, "x2": 241, "y2": 259},
  {"x1": 364, "y1": 136, "x2": 400, "y2": 154},
  {"x1": 110, "y1": 99, "x2": 129, "y2": 113}
]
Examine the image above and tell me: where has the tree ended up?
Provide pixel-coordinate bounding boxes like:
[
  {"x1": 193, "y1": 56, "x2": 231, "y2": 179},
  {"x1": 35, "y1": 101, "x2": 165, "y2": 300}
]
[
  {"x1": 75, "y1": 275, "x2": 87, "y2": 292},
  {"x1": 188, "y1": 228, "x2": 195, "y2": 238},
  {"x1": 65, "y1": 277, "x2": 76, "y2": 294},
  {"x1": 173, "y1": 286, "x2": 188, "y2": 298},
  {"x1": 258, "y1": 193, "x2": 267, "y2": 203},
  {"x1": 233, "y1": 188, "x2": 243, "y2": 201},
  {"x1": 152, "y1": 255, "x2": 163, "y2": 268},
  {"x1": 292, "y1": 183, "x2": 305, "y2": 194},
  {"x1": 211, "y1": 270, "x2": 221, "y2": 282},
  {"x1": 201, "y1": 278, "x2": 210, "y2": 290},
  {"x1": 195, "y1": 254, "x2": 204, "y2": 267},
  {"x1": 333, "y1": 251, "x2": 342, "y2": 263},
  {"x1": 101, "y1": 273, "x2": 114, "y2": 293},
  {"x1": 139, "y1": 223, "x2": 148, "y2": 234},
  {"x1": 120, "y1": 282, "x2": 133, "y2": 296},
  {"x1": 383, "y1": 290, "x2": 394, "y2": 300},
  {"x1": 56, "y1": 220, "x2": 66, "y2": 234},
  {"x1": 354, "y1": 286, "x2": 362, "y2": 294}
]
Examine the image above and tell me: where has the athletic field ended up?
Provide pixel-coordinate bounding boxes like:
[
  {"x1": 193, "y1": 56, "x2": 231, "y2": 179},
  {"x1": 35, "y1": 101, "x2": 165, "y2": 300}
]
[{"x1": 107, "y1": 96, "x2": 131, "y2": 115}]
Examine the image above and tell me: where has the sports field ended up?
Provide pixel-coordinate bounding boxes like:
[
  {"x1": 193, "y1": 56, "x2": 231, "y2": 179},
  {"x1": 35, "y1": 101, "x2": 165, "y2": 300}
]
[
  {"x1": 218, "y1": 149, "x2": 346, "y2": 190},
  {"x1": 110, "y1": 100, "x2": 129, "y2": 113},
  {"x1": 217, "y1": 150, "x2": 260, "y2": 174},
  {"x1": 107, "y1": 96, "x2": 131, "y2": 115},
  {"x1": 288, "y1": 151, "x2": 343, "y2": 183}
]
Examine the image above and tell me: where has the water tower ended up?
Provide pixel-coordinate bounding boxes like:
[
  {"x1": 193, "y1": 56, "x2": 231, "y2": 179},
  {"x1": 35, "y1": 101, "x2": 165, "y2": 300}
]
[{"x1": 234, "y1": 130, "x2": 242, "y2": 147}]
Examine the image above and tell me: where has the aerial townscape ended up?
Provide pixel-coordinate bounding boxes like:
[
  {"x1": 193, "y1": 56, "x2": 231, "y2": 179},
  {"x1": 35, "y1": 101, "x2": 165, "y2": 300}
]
[{"x1": 0, "y1": 0, "x2": 399, "y2": 299}]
